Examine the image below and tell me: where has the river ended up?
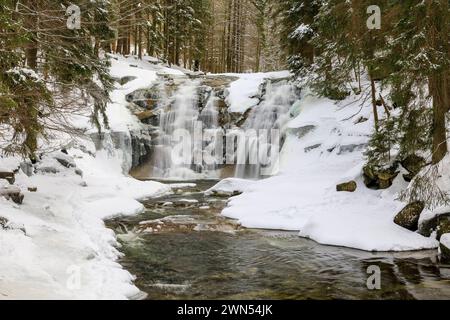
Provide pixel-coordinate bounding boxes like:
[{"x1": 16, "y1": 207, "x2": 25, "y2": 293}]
[{"x1": 107, "y1": 180, "x2": 450, "y2": 300}]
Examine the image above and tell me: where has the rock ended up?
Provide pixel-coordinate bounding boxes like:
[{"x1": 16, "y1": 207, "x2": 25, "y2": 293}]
[
  {"x1": 336, "y1": 181, "x2": 357, "y2": 192},
  {"x1": 75, "y1": 168, "x2": 83, "y2": 177},
  {"x1": 354, "y1": 116, "x2": 369, "y2": 124},
  {"x1": 440, "y1": 234, "x2": 450, "y2": 262},
  {"x1": 0, "y1": 171, "x2": 15, "y2": 184},
  {"x1": 28, "y1": 187, "x2": 37, "y2": 192},
  {"x1": 0, "y1": 216, "x2": 8, "y2": 229},
  {"x1": 419, "y1": 209, "x2": 450, "y2": 238},
  {"x1": 0, "y1": 186, "x2": 24, "y2": 204},
  {"x1": 338, "y1": 144, "x2": 367, "y2": 155},
  {"x1": 120, "y1": 76, "x2": 137, "y2": 85},
  {"x1": 394, "y1": 201, "x2": 425, "y2": 231},
  {"x1": 20, "y1": 161, "x2": 34, "y2": 177},
  {"x1": 437, "y1": 216, "x2": 450, "y2": 240},
  {"x1": 304, "y1": 144, "x2": 322, "y2": 153},
  {"x1": 363, "y1": 165, "x2": 399, "y2": 190},
  {"x1": 54, "y1": 153, "x2": 76, "y2": 168},
  {"x1": 401, "y1": 154, "x2": 426, "y2": 182},
  {"x1": 135, "y1": 109, "x2": 155, "y2": 121}
]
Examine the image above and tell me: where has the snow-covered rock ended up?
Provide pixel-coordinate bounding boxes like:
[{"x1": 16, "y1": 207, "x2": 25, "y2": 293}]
[{"x1": 205, "y1": 178, "x2": 255, "y2": 197}]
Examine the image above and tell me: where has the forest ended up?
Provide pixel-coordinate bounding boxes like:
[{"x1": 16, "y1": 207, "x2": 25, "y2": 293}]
[{"x1": 0, "y1": 0, "x2": 449, "y2": 301}]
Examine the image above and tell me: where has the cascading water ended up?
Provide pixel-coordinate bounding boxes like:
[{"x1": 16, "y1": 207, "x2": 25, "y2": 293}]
[
  {"x1": 234, "y1": 79, "x2": 298, "y2": 180},
  {"x1": 150, "y1": 78, "x2": 222, "y2": 180}
]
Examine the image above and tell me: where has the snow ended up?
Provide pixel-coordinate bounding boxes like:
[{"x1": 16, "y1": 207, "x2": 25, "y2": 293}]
[
  {"x1": 106, "y1": 55, "x2": 184, "y2": 132},
  {"x1": 205, "y1": 178, "x2": 256, "y2": 196},
  {"x1": 225, "y1": 71, "x2": 291, "y2": 113},
  {"x1": 0, "y1": 150, "x2": 169, "y2": 300},
  {"x1": 221, "y1": 87, "x2": 439, "y2": 252},
  {"x1": 0, "y1": 54, "x2": 176, "y2": 300}
]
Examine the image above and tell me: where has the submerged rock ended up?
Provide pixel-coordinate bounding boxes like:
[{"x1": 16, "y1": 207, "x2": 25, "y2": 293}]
[
  {"x1": 336, "y1": 181, "x2": 357, "y2": 192},
  {"x1": 394, "y1": 202, "x2": 425, "y2": 231}
]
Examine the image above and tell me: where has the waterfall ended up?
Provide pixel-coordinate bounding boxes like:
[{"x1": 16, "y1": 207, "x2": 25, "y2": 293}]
[
  {"x1": 234, "y1": 79, "x2": 298, "y2": 180},
  {"x1": 150, "y1": 79, "x2": 222, "y2": 180}
]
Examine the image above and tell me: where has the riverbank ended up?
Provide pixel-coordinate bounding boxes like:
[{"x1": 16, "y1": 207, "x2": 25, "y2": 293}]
[{"x1": 0, "y1": 148, "x2": 170, "y2": 299}]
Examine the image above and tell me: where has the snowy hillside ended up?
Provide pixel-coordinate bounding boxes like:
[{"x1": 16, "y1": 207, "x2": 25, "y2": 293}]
[{"x1": 221, "y1": 86, "x2": 440, "y2": 252}]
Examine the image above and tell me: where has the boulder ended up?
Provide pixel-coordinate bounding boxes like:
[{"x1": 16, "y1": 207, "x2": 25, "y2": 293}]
[
  {"x1": 0, "y1": 170, "x2": 15, "y2": 184},
  {"x1": 394, "y1": 201, "x2": 425, "y2": 231},
  {"x1": 0, "y1": 216, "x2": 8, "y2": 229},
  {"x1": 438, "y1": 216, "x2": 450, "y2": 240},
  {"x1": 363, "y1": 165, "x2": 399, "y2": 190},
  {"x1": 20, "y1": 161, "x2": 34, "y2": 177},
  {"x1": 75, "y1": 168, "x2": 83, "y2": 177},
  {"x1": 440, "y1": 234, "x2": 450, "y2": 262},
  {"x1": 336, "y1": 181, "x2": 357, "y2": 192},
  {"x1": 0, "y1": 186, "x2": 24, "y2": 204},
  {"x1": 135, "y1": 109, "x2": 155, "y2": 121},
  {"x1": 28, "y1": 187, "x2": 37, "y2": 192},
  {"x1": 401, "y1": 154, "x2": 426, "y2": 182},
  {"x1": 419, "y1": 209, "x2": 450, "y2": 238}
]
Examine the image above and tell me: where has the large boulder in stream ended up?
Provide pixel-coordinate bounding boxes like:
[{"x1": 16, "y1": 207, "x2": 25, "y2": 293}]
[{"x1": 394, "y1": 201, "x2": 425, "y2": 231}]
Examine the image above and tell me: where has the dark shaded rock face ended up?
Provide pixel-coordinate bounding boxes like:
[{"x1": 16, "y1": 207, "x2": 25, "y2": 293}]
[
  {"x1": 336, "y1": 181, "x2": 357, "y2": 192},
  {"x1": 394, "y1": 201, "x2": 425, "y2": 231},
  {"x1": 363, "y1": 165, "x2": 399, "y2": 190},
  {"x1": 401, "y1": 154, "x2": 426, "y2": 182}
]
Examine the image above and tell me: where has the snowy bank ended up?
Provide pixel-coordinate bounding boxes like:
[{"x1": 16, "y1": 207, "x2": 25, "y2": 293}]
[
  {"x1": 221, "y1": 88, "x2": 439, "y2": 252},
  {"x1": 0, "y1": 55, "x2": 175, "y2": 299}
]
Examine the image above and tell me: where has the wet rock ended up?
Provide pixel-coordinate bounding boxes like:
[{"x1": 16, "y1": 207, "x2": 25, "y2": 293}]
[
  {"x1": 363, "y1": 165, "x2": 399, "y2": 190},
  {"x1": 135, "y1": 110, "x2": 155, "y2": 121},
  {"x1": 0, "y1": 186, "x2": 24, "y2": 204},
  {"x1": 401, "y1": 155, "x2": 426, "y2": 182},
  {"x1": 394, "y1": 201, "x2": 425, "y2": 231},
  {"x1": 336, "y1": 181, "x2": 357, "y2": 192},
  {"x1": 0, "y1": 171, "x2": 15, "y2": 185}
]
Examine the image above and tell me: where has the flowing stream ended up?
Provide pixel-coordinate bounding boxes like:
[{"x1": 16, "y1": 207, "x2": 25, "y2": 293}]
[{"x1": 107, "y1": 181, "x2": 450, "y2": 300}]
